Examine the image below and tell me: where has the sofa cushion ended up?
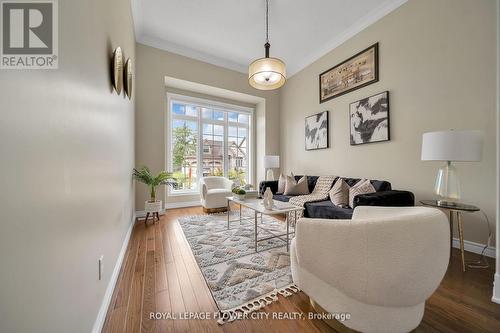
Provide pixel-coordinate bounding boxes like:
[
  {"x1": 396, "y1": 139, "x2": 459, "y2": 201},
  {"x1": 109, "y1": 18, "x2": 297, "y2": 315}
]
[
  {"x1": 329, "y1": 178, "x2": 350, "y2": 207},
  {"x1": 343, "y1": 178, "x2": 391, "y2": 192},
  {"x1": 304, "y1": 200, "x2": 354, "y2": 219},
  {"x1": 349, "y1": 179, "x2": 376, "y2": 208},
  {"x1": 294, "y1": 175, "x2": 321, "y2": 193},
  {"x1": 273, "y1": 194, "x2": 293, "y2": 202},
  {"x1": 277, "y1": 173, "x2": 287, "y2": 194},
  {"x1": 285, "y1": 175, "x2": 310, "y2": 195}
]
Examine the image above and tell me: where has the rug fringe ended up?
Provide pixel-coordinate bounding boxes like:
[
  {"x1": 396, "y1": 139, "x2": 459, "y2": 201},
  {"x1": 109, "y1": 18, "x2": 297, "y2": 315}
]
[{"x1": 216, "y1": 284, "x2": 300, "y2": 325}]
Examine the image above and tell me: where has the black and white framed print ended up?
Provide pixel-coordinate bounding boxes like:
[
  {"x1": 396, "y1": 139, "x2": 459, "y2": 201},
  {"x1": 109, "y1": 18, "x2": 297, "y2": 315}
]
[
  {"x1": 305, "y1": 111, "x2": 329, "y2": 150},
  {"x1": 349, "y1": 91, "x2": 389, "y2": 145}
]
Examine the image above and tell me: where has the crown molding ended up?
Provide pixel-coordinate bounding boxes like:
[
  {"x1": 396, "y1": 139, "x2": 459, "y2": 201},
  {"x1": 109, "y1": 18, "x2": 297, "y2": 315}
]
[
  {"x1": 287, "y1": 0, "x2": 408, "y2": 76},
  {"x1": 132, "y1": 0, "x2": 408, "y2": 78},
  {"x1": 137, "y1": 34, "x2": 248, "y2": 74}
]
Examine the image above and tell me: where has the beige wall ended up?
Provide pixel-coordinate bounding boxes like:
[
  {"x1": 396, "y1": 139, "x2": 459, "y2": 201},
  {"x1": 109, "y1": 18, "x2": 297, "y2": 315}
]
[
  {"x1": 280, "y1": 0, "x2": 497, "y2": 245},
  {"x1": 0, "y1": 1, "x2": 136, "y2": 332},
  {"x1": 135, "y1": 43, "x2": 280, "y2": 207}
]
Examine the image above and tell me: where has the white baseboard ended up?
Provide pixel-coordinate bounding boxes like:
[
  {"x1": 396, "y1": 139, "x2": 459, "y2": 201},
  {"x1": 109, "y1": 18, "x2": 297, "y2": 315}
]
[
  {"x1": 165, "y1": 200, "x2": 201, "y2": 209},
  {"x1": 493, "y1": 273, "x2": 500, "y2": 304},
  {"x1": 91, "y1": 213, "x2": 136, "y2": 333},
  {"x1": 134, "y1": 201, "x2": 201, "y2": 219},
  {"x1": 452, "y1": 237, "x2": 496, "y2": 258}
]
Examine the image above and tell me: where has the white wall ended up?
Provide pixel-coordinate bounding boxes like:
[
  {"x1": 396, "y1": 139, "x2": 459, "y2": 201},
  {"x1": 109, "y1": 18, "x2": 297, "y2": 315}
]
[
  {"x1": 0, "y1": 0, "x2": 136, "y2": 332},
  {"x1": 280, "y1": 0, "x2": 497, "y2": 246}
]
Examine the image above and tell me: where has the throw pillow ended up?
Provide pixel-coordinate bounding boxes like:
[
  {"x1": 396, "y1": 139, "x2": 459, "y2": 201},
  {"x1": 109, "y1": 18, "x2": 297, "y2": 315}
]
[
  {"x1": 349, "y1": 180, "x2": 376, "y2": 208},
  {"x1": 329, "y1": 178, "x2": 350, "y2": 207},
  {"x1": 284, "y1": 175, "x2": 310, "y2": 195},
  {"x1": 277, "y1": 173, "x2": 287, "y2": 194}
]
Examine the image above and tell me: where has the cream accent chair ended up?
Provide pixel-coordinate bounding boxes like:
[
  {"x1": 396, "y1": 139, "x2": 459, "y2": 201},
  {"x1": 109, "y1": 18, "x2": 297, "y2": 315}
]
[
  {"x1": 199, "y1": 176, "x2": 235, "y2": 213},
  {"x1": 290, "y1": 206, "x2": 450, "y2": 333}
]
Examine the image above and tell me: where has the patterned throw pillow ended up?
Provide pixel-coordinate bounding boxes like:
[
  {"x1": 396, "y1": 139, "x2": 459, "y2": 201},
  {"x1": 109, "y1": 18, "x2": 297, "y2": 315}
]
[
  {"x1": 277, "y1": 173, "x2": 287, "y2": 194},
  {"x1": 329, "y1": 178, "x2": 350, "y2": 207},
  {"x1": 284, "y1": 175, "x2": 309, "y2": 195},
  {"x1": 349, "y1": 179, "x2": 376, "y2": 208}
]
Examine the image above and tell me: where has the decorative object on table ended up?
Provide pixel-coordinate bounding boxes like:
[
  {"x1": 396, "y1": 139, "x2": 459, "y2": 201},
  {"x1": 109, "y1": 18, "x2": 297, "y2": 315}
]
[
  {"x1": 421, "y1": 130, "x2": 483, "y2": 205},
  {"x1": 291, "y1": 206, "x2": 449, "y2": 333},
  {"x1": 200, "y1": 177, "x2": 234, "y2": 213},
  {"x1": 178, "y1": 209, "x2": 299, "y2": 323},
  {"x1": 248, "y1": 0, "x2": 286, "y2": 90},
  {"x1": 420, "y1": 200, "x2": 490, "y2": 272},
  {"x1": 264, "y1": 155, "x2": 280, "y2": 180},
  {"x1": 133, "y1": 166, "x2": 176, "y2": 224},
  {"x1": 232, "y1": 187, "x2": 246, "y2": 200},
  {"x1": 123, "y1": 58, "x2": 133, "y2": 99},
  {"x1": 263, "y1": 187, "x2": 274, "y2": 210},
  {"x1": 319, "y1": 43, "x2": 378, "y2": 103},
  {"x1": 350, "y1": 91, "x2": 389, "y2": 145},
  {"x1": 111, "y1": 46, "x2": 123, "y2": 94},
  {"x1": 305, "y1": 111, "x2": 329, "y2": 150}
]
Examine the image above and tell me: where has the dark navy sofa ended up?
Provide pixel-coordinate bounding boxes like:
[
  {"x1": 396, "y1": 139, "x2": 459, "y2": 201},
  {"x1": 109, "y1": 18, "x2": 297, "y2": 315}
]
[{"x1": 259, "y1": 176, "x2": 414, "y2": 219}]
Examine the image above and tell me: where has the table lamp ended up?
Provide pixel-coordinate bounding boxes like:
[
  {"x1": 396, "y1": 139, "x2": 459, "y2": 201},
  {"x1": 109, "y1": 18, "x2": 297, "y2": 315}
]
[
  {"x1": 263, "y1": 155, "x2": 279, "y2": 181},
  {"x1": 421, "y1": 130, "x2": 483, "y2": 206}
]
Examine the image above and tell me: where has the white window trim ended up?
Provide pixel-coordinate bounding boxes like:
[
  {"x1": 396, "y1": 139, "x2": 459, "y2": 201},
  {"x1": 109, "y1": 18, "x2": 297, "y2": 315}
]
[{"x1": 165, "y1": 93, "x2": 254, "y2": 197}]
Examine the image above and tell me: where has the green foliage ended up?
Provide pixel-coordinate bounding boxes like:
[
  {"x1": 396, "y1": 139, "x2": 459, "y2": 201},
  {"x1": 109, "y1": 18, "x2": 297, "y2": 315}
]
[
  {"x1": 232, "y1": 187, "x2": 246, "y2": 195},
  {"x1": 133, "y1": 166, "x2": 175, "y2": 201},
  {"x1": 228, "y1": 168, "x2": 246, "y2": 185},
  {"x1": 172, "y1": 124, "x2": 197, "y2": 168}
]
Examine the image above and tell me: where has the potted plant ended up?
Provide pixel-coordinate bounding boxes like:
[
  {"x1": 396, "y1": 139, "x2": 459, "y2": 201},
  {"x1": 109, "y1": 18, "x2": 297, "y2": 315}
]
[
  {"x1": 232, "y1": 187, "x2": 246, "y2": 200},
  {"x1": 133, "y1": 166, "x2": 176, "y2": 222}
]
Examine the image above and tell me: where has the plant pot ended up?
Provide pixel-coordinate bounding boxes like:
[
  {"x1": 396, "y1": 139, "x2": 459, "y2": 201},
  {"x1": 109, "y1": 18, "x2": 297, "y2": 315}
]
[
  {"x1": 145, "y1": 200, "x2": 162, "y2": 213},
  {"x1": 234, "y1": 194, "x2": 245, "y2": 201}
]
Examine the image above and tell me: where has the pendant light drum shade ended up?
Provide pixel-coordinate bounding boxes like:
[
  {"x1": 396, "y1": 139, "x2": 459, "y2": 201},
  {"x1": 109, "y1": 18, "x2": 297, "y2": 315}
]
[{"x1": 248, "y1": 57, "x2": 286, "y2": 90}]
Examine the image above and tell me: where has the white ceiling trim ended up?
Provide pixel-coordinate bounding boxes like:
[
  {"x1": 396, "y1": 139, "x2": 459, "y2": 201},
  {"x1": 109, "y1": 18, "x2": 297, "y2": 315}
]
[
  {"x1": 138, "y1": 34, "x2": 248, "y2": 74},
  {"x1": 132, "y1": 0, "x2": 408, "y2": 78},
  {"x1": 288, "y1": 0, "x2": 409, "y2": 76}
]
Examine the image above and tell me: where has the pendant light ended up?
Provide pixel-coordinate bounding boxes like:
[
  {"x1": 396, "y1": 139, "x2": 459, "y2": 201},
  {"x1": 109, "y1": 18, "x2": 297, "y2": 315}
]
[{"x1": 248, "y1": 0, "x2": 286, "y2": 90}]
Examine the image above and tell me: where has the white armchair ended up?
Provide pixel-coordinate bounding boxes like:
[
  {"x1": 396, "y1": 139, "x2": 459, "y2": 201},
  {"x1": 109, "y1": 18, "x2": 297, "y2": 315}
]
[
  {"x1": 290, "y1": 206, "x2": 450, "y2": 333},
  {"x1": 199, "y1": 176, "x2": 234, "y2": 213}
]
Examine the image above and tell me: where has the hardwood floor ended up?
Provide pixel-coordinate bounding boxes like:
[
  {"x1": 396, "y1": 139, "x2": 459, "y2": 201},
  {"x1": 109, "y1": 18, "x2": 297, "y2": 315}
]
[{"x1": 102, "y1": 206, "x2": 500, "y2": 333}]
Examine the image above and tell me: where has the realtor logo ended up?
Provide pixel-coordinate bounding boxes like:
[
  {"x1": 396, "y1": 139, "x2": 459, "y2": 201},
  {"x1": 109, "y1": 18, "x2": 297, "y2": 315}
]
[{"x1": 1, "y1": 0, "x2": 58, "y2": 69}]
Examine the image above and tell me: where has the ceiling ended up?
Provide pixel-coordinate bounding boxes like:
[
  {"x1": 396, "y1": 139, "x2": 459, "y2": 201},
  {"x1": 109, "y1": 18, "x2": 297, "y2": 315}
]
[{"x1": 132, "y1": 0, "x2": 407, "y2": 77}]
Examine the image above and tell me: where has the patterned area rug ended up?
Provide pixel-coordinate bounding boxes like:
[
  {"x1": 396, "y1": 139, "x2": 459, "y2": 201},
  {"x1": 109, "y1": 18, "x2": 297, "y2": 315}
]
[{"x1": 178, "y1": 209, "x2": 299, "y2": 322}]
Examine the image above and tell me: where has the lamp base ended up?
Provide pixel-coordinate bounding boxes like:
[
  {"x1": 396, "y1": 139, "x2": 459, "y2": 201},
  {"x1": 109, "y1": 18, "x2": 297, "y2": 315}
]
[{"x1": 266, "y1": 169, "x2": 275, "y2": 181}]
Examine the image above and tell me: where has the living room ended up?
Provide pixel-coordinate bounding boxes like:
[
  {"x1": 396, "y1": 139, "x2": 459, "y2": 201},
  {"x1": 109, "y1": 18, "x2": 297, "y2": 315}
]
[{"x1": 0, "y1": 0, "x2": 499, "y2": 332}]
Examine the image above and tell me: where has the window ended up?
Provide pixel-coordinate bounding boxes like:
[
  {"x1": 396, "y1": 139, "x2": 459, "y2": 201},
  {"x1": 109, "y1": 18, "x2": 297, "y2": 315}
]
[{"x1": 168, "y1": 94, "x2": 252, "y2": 194}]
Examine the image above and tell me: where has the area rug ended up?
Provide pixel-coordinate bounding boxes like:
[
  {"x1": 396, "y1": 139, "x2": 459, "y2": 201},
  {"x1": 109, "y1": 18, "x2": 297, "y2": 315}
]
[{"x1": 178, "y1": 209, "x2": 299, "y2": 323}]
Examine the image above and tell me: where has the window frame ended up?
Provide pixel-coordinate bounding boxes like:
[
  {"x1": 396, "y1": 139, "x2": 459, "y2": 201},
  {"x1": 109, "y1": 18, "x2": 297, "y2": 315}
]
[{"x1": 166, "y1": 93, "x2": 253, "y2": 196}]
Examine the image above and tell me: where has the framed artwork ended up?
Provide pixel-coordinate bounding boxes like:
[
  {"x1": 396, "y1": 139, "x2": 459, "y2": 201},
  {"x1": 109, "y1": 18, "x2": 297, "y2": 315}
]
[
  {"x1": 305, "y1": 111, "x2": 329, "y2": 150},
  {"x1": 349, "y1": 91, "x2": 389, "y2": 145},
  {"x1": 319, "y1": 43, "x2": 379, "y2": 103}
]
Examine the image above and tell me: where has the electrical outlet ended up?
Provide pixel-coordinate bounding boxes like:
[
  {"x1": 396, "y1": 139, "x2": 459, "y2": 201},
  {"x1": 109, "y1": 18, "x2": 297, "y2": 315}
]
[{"x1": 98, "y1": 256, "x2": 104, "y2": 280}]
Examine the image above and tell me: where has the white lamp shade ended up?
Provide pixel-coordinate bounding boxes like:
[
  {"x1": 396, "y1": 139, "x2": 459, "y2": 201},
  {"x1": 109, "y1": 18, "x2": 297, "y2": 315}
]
[
  {"x1": 421, "y1": 130, "x2": 483, "y2": 162},
  {"x1": 248, "y1": 57, "x2": 286, "y2": 90},
  {"x1": 263, "y1": 155, "x2": 280, "y2": 168}
]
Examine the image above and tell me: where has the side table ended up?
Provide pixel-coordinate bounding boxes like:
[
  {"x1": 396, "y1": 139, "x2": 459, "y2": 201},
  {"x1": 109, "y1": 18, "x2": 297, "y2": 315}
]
[{"x1": 420, "y1": 200, "x2": 480, "y2": 272}]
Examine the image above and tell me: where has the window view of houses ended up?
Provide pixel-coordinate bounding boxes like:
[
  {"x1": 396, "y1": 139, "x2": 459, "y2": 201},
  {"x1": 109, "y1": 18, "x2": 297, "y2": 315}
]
[{"x1": 170, "y1": 100, "x2": 250, "y2": 192}]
